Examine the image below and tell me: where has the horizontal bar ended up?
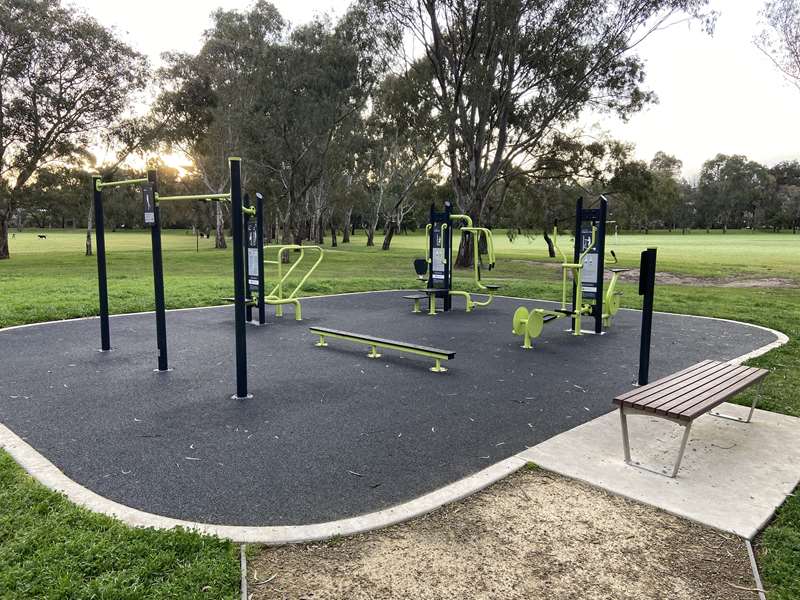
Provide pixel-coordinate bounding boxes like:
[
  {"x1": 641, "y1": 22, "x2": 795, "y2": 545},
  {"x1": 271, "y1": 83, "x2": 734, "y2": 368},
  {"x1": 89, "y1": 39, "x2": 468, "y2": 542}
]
[
  {"x1": 155, "y1": 192, "x2": 231, "y2": 202},
  {"x1": 95, "y1": 178, "x2": 148, "y2": 191},
  {"x1": 313, "y1": 331, "x2": 451, "y2": 361},
  {"x1": 242, "y1": 206, "x2": 256, "y2": 216}
]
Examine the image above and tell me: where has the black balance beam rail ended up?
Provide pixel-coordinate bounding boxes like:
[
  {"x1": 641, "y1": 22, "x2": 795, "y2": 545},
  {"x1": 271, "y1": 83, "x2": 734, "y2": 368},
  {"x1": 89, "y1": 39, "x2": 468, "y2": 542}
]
[{"x1": 638, "y1": 247, "x2": 658, "y2": 385}]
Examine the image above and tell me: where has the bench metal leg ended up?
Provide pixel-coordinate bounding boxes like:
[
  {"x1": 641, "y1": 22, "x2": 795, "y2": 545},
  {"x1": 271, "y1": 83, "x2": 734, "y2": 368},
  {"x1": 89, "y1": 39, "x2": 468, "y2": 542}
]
[
  {"x1": 428, "y1": 295, "x2": 436, "y2": 315},
  {"x1": 672, "y1": 422, "x2": 693, "y2": 477},
  {"x1": 619, "y1": 408, "x2": 631, "y2": 463},
  {"x1": 412, "y1": 299, "x2": 421, "y2": 313},
  {"x1": 315, "y1": 334, "x2": 327, "y2": 347},
  {"x1": 619, "y1": 407, "x2": 693, "y2": 478},
  {"x1": 710, "y1": 380, "x2": 762, "y2": 424},
  {"x1": 367, "y1": 345, "x2": 381, "y2": 359}
]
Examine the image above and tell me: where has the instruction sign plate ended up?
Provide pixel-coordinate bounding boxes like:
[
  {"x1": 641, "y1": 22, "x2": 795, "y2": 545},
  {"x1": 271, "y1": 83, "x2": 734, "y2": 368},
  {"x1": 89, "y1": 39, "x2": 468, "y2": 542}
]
[{"x1": 142, "y1": 184, "x2": 155, "y2": 226}]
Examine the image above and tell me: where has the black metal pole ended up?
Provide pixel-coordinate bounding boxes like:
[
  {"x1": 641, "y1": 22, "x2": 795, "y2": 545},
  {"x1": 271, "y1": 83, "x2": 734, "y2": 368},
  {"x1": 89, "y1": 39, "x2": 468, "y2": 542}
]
[
  {"x1": 594, "y1": 197, "x2": 608, "y2": 334},
  {"x1": 230, "y1": 158, "x2": 249, "y2": 399},
  {"x1": 443, "y1": 201, "x2": 452, "y2": 312},
  {"x1": 571, "y1": 196, "x2": 583, "y2": 331},
  {"x1": 243, "y1": 193, "x2": 253, "y2": 324},
  {"x1": 93, "y1": 177, "x2": 111, "y2": 351},
  {"x1": 638, "y1": 247, "x2": 658, "y2": 385},
  {"x1": 256, "y1": 192, "x2": 266, "y2": 325},
  {"x1": 149, "y1": 169, "x2": 169, "y2": 372}
]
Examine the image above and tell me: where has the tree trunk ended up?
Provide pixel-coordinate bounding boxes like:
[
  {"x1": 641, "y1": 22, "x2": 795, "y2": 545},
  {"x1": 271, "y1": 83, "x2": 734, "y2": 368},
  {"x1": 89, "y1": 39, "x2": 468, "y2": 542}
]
[
  {"x1": 0, "y1": 213, "x2": 9, "y2": 259},
  {"x1": 316, "y1": 216, "x2": 324, "y2": 245},
  {"x1": 330, "y1": 221, "x2": 338, "y2": 247},
  {"x1": 215, "y1": 202, "x2": 227, "y2": 249},
  {"x1": 455, "y1": 230, "x2": 474, "y2": 267},
  {"x1": 366, "y1": 225, "x2": 375, "y2": 247},
  {"x1": 543, "y1": 229, "x2": 555, "y2": 258},
  {"x1": 382, "y1": 221, "x2": 397, "y2": 250},
  {"x1": 85, "y1": 204, "x2": 93, "y2": 257},
  {"x1": 342, "y1": 207, "x2": 352, "y2": 243}
]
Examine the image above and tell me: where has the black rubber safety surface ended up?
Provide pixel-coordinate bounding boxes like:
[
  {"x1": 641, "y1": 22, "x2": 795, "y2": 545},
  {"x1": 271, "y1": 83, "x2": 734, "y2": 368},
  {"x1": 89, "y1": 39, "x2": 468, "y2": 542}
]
[{"x1": 0, "y1": 292, "x2": 778, "y2": 526}]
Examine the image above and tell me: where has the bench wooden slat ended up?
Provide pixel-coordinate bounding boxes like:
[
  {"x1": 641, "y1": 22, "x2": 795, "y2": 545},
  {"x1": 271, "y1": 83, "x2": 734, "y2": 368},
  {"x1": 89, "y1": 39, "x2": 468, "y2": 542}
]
[
  {"x1": 622, "y1": 362, "x2": 739, "y2": 408},
  {"x1": 614, "y1": 359, "x2": 769, "y2": 422},
  {"x1": 614, "y1": 360, "x2": 716, "y2": 402},
  {"x1": 651, "y1": 366, "x2": 760, "y2": 418},
  {"x1": 637, "y1": 363, "x2": 749, "y2": 412},
  {"x1": 309, "y1": 326, "x2": 455, "y2": 358},
  {"x1": 673, "y1": 368, "x2": 769, "y2": 420}
]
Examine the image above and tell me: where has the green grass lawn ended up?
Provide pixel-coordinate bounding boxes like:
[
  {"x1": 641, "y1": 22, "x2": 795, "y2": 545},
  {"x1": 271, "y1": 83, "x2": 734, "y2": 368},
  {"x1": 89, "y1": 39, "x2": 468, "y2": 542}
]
[{"x1": 1, "y1": 227, "x2": 798, "y2": 598}]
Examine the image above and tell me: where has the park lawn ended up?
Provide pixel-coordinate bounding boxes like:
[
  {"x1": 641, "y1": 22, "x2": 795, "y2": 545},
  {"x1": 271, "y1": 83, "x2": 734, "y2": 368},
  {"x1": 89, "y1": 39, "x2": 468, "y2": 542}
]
[{"x1": 0, "y1": 228, "x2": 798, "y2": 598}]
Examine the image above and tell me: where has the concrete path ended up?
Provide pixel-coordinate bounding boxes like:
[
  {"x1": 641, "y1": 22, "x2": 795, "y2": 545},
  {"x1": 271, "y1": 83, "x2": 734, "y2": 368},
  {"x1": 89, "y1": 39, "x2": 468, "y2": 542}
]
[{"x1": 523, "y1": 402, "x2": 800, "y2": 539}]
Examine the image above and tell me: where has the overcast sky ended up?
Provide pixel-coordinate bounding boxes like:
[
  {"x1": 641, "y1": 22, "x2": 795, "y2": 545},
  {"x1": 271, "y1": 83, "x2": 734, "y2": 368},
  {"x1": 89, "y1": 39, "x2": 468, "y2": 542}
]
[{"x1": 71, "y1": 0, "x2": 799, "y2": 178}]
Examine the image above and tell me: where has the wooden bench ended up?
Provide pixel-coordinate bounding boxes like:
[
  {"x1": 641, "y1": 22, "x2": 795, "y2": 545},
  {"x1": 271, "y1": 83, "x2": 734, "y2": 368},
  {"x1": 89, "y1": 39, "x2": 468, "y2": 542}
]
[
  {"x1": 309, "y1": 326, "x2": 455, "y2": 373},
  {"x1": 613, "y1": 360, "x2": 769, "y2": 477}
]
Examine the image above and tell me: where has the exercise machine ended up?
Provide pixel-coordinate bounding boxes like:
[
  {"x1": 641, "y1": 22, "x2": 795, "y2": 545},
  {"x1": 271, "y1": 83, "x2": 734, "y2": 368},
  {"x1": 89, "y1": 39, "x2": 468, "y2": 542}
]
[
  {"x1": 263, "y1": 244, "x2": 324, "y2": 320},
  {"x1": 511, "y1": 196, "x2": 628, "y2": 349},
  {"x1": 412, "y1": 201, "x2": 501, "y2": 314}
]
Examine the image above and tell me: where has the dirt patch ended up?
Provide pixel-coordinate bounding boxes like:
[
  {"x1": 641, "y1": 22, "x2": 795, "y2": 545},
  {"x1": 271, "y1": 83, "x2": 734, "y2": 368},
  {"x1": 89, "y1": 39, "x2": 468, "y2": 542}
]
[
  {"x1": 510, "y1": 259, "x2": 796, "y2": 288},
  {"x1": 249, "y1": 469, "x2": 756, "y2": 600}
]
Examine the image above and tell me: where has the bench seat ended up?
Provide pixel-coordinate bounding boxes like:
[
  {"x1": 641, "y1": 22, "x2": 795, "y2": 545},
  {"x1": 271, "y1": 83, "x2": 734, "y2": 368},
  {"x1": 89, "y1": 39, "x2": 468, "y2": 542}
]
[{"x1": 613, "y1": 360, "x2": 768, "y2": 477}]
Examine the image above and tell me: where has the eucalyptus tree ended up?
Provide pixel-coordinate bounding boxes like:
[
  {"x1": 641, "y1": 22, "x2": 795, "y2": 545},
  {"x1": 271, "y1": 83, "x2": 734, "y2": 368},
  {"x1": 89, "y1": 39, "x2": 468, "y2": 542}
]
[
  {"x1": 249, "y1": 5, "x2": 394, "y2": 246},
  {"x1": 757, "y1": 0, "x2": 800, "y2": 91},
  {"x1": 0, "y1": 0, "x2": 147, "y2": 259},
  {"x1": 697, "y1": 154, "x2": 772, "y2": 232},
  {"x1": 374, "y1": 0, "x2": 713, "y2": 265},
  {"x1": 156, "y1": 0, "x2": 285, "y2": 248},
  {"x1": 769, "y1": 160, "x2": 800, "y2": 232},
  {"x1": 368, "y1": 68, "x2": 441, "y2": 250}
]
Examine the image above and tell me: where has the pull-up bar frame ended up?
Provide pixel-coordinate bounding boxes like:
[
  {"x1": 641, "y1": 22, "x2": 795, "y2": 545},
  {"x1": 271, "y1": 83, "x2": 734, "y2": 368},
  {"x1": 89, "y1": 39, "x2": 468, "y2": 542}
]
[{"x1": 92, "y1": 157, "x2": 254, "y2": 400}]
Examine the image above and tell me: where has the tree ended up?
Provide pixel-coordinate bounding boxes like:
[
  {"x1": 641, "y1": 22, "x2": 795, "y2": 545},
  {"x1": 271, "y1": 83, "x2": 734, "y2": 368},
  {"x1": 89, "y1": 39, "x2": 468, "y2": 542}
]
[
  {"x1": 770, "y1": 160, "x2": 800, "y2": 232},
  {"x1": 0, "y1": 0, "x2": 147, "y2": 258},
  {"x1": 156, "y1": 1, "x2": 285, "y2": 249},
  {"x1": 649, "y1": 151, "x2": 685, "y2": 230},
  {"x1": 697, "y1": 154, "x2": 772, "y2": 232},
  {"x1": 609, "y1": 160, "x2": 657, "y2": 232},
  {"x1": 757, "y1": 0, "x2": 800, "y2": 90},
  {"x1": 375, "y1": 0, "x2": 713, "y2": 265}
]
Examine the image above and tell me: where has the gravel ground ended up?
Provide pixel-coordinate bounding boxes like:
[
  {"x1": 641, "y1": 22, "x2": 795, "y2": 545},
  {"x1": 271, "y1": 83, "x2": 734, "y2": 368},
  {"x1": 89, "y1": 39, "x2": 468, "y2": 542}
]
[{"x1": 249, "y1": 467, "x2": 758, "y2": 600}]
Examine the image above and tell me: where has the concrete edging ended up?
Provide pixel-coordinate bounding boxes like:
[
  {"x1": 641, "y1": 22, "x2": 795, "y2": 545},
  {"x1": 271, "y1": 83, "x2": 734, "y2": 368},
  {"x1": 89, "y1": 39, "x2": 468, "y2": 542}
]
[{"x1": 0, "y1": 290, "x2": 789, "y2": 544}]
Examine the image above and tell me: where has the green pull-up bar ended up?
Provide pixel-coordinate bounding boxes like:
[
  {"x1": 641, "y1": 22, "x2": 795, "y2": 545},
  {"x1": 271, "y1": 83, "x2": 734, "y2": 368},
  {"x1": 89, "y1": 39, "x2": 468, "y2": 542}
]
[
  {"x1": 154, "y1": 192, "x2": 232, "y2": 203},
  {"x1": 94, "y1": 177, "x2": 149, "y2": 191}
]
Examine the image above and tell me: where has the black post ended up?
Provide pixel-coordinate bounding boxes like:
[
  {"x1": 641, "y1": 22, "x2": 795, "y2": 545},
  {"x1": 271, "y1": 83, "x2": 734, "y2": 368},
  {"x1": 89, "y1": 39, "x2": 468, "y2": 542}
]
[
  {"x1": 149, "y1": 169, "x2": 169, "y2": 372},
  {"x1": 571, "y1": 196, "x2": 583, "y2": 330},
  {"x1": 243, "y1": 193, "x2": 253, "y2": 323},
  {"x1": 443, "y1": 201, "x2": 452, "y2": 311},
  {"x1": 230, "y1": 158, "x2": 249, "y2": 399},
  {"x1": 594, "y1": 197, "x2": 608, "y2": 334},
  {"x1": 256, "y1": 192, "x2": 266, "y2": 325},
  {"x1": 93, "y1": 177, "x2": 111, "y2": 351},
  {"x1": 638, "y1": 247, "x2": 658, "y2": 385}
]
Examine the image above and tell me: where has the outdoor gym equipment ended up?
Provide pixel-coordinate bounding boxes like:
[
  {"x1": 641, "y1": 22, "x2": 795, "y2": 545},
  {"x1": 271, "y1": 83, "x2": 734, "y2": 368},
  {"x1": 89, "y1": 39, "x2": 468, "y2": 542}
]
[
  {"x1": 511, "y1": 196, "x2": 628, "y2": 349},
  {"x1": 413, "y1": 201, "x2": 501, "y2": 314},
  {"x1": 310, "y1": 326, "x2": 455, "y2": 373},
  {"x1": 93, "y1": 157, "x2": 256, "y2": 399},
  {"x1": 263, "y1": 244, "x2": 324, "y2": 320}
]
